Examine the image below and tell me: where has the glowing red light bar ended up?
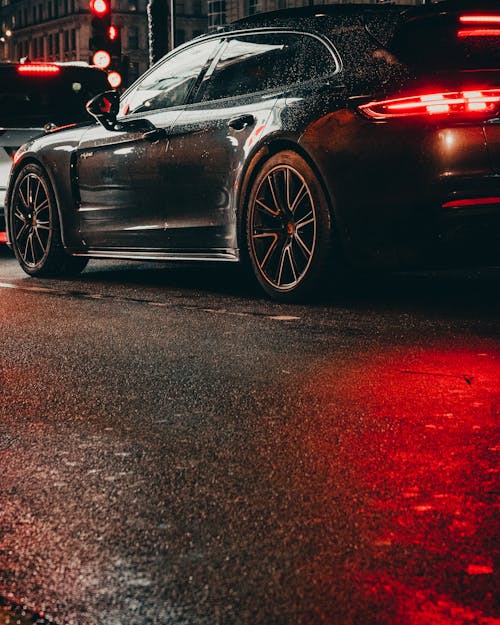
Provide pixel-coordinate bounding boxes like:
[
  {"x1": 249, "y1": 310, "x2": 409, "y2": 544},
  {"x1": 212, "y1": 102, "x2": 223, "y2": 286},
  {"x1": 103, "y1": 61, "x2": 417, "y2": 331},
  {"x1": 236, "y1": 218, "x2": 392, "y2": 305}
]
[
  {"x1": 359, "y1": 89, "x2": 500, "y2": 119},
  {"x1": 442, "y1": 197, "x2": 500, "y2": 209},
  {"x1": 458, "y1": 28, "x2": 500, "y2": 37},
  {"x1": 459, "y1": 14, "x2": 500, "y2": 24},
  {"x1": 17, "y1": 64, "x2": 61, "y2": 74},
  {"x1": 108, "y1": 25, "x2": 119, "y2": 40},
  {"x1": 0, "y1": 232, "x2": 7, "y2": 244}
]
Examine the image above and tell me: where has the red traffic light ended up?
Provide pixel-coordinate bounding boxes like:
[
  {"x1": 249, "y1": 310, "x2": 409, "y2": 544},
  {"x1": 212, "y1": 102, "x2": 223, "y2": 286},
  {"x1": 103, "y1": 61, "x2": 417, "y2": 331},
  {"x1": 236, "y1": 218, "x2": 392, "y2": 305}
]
[
  {"x1": 92, "y1": 50, "x2": 111, "y2": 69},
  {"x1": 107, "y1": 71, "x2": 122, "y2": 88},
  {"x1": 108, "y1": 25, "x2": 119, "y2": 41},
  {"x1": 90, "y1": 0, "x2": 110, "y2": 16}
]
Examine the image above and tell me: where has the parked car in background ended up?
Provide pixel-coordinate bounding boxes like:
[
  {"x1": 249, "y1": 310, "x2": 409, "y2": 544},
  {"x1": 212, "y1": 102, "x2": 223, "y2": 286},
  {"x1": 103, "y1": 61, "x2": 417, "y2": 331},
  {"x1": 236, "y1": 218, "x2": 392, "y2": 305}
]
[
  {"x1": 4, "y1": 1, "x2": 500, "y2": 301},
  {"x1": 0, "y1": 61, "x2": 112, "y2": 243}
]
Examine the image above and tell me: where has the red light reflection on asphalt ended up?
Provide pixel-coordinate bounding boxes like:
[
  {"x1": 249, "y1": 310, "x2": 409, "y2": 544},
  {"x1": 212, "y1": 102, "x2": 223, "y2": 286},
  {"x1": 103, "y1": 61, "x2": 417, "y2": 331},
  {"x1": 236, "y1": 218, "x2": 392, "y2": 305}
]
[{"x1": 305, "y1": 345, "x2": 499, "y2": 624}]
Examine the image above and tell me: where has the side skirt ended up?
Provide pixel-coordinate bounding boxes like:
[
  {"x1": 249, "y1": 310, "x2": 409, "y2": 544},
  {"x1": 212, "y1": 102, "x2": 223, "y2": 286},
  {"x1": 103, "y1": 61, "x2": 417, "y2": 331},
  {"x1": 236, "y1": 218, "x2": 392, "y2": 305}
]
[{"x1": 71, "y1": 249, "x2": 240, "y2": 263}]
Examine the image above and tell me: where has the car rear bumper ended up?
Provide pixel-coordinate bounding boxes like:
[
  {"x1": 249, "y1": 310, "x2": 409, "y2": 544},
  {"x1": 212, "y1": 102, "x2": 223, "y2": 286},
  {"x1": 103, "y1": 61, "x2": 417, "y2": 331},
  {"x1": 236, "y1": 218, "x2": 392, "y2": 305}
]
[{"x1": 301, "y1": 112, "x2": 500, "y2": 268}]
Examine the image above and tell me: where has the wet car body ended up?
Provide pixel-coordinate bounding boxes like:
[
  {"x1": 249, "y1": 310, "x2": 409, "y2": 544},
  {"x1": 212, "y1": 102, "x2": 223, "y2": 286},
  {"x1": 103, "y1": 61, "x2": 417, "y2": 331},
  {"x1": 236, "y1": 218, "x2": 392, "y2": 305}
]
[{"x1": 5, "y1": 1, "x2": 500, "y2": 300}]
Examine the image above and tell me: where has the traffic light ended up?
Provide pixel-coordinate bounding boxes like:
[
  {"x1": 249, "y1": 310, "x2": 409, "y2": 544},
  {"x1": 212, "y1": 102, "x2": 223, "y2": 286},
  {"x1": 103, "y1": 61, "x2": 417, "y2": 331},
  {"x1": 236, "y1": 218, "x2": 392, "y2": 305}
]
[
  {"x1": 89, "y1": 0, "x2": 122, "y2": 85},
  {"x1": 89, "y1": 0, "x2": 111, "y2": 68}
]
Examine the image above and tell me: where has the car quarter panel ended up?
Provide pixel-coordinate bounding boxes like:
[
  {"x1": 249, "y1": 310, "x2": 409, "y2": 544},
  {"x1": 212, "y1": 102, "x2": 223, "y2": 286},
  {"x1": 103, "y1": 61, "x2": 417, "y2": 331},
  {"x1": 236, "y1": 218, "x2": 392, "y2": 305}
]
[{"x1": 299, "y1": 107, "x2": 496, "y2": 266}]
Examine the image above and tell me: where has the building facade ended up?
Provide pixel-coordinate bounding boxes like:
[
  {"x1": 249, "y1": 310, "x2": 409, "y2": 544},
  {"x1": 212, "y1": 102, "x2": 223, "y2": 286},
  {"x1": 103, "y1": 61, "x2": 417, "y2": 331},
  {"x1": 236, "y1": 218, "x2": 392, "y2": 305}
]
[
  {"x1": 211, "y1": 0, "x2": 423, "y2": 30},
  {"x1": 0, "y1": 0, "x2": 151, "y2": 83}
]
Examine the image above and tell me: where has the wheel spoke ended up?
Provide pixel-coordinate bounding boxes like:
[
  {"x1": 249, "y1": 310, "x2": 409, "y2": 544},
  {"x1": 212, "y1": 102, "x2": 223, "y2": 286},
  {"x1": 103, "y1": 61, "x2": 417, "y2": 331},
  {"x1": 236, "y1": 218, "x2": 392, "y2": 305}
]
[
  {"x1": 255, "y1": 198, "x2": 280, "y2": 218},
  {"x1": 23, "y1": 232, "x2": 32, "y2": 264},
  {"x1": 295, "y1": 209, "x2": 314, "y2": 230},
  {"x1": 19, "y1": 182, "x2": 29, "y2": 210},
  {"x1": 15, "y1": 222, "x2": 29, "y2": 242},
  {"x1": 34, "y1": 228, "x2": 47, "y2": 254},
  {"x1": 254, "y1": 232, "x2": 279, "y2": 269},
  {"x1": 33, "y1": 178, "x2": 41, "y2": 208},
  {"x1": 34, "y1": 197, "x2": 49, "y2": 214},
  {"x1": 287, "y1": 245, "x2": 298, "y2": 283},
  {"x1": 267, "y1": 172, "x2": 286, "y2": 216},
  {"x1": 27, "y1": 175, "x2": 33, "y2": 206},
  {"x1": 275, "y1": 242, "x2": 288, "y2": 287},
  {"x1": 290, "y1": 183, "x2": 307, "y2": 214},
  {"x1": 14, "y1": 207, "x2": 27, "y2": 224},
  {"x1": 294, "y1": 231, "x2": 313, "y2": 261}
]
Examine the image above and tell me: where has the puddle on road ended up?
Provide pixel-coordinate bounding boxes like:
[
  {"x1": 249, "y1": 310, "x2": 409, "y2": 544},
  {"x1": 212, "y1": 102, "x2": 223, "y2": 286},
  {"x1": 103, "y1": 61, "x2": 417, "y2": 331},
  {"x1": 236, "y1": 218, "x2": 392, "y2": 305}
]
[{"x1": 0, "y1": 596, "x2": 56, "y2": 625}]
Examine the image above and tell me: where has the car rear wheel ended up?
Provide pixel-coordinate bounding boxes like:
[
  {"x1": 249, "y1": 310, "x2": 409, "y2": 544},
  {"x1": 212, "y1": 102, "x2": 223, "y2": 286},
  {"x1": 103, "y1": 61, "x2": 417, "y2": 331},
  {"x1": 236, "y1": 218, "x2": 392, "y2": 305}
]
[
  {"x1": 9, "y1": 163, "x2": 88, "y2": 277},
  {"x1": 246, "y1": 151, "x2": 333, "y2": 302}
]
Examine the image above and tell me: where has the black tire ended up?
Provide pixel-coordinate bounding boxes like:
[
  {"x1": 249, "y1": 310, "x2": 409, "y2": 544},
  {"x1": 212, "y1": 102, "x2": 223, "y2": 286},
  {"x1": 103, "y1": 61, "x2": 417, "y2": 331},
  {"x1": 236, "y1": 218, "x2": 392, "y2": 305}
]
[
  {"x1": 9, "y1": 163, "x2": 88, "y2": 278},
  {"x1": 245, "y1": 150, "x2": 334, "y2": 302}
]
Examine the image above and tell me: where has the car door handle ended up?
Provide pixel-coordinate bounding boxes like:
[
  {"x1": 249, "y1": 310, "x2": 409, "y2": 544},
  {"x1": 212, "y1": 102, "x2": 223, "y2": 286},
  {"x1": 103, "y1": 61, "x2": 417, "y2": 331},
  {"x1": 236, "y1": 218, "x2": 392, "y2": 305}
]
[
  {"x1": 142, "y1": 128, "x2": 167, "y2": 142},
  {"x1": 228, "y1": 114, "x2": 255, "y2": 131}
]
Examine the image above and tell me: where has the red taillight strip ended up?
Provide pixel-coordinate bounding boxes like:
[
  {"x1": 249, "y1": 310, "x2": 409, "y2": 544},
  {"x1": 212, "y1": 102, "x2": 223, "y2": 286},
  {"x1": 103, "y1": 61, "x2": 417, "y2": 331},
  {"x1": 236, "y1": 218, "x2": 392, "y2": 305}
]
[
  {"x1": 459, "y1": 15, "x2": 500, "y2": 24},
  {"x1": 442, "y1": 197, "x2": 500, "y2": 209},
  {"x1": 458, "y1": 28, "x2": 500, "y2": 37},
  {"x1": 359, "y1": 89, "x2": 500, "y2": 119},
  {"x1": 17, "y1": 64, "x2": 60, "y2": 74}
]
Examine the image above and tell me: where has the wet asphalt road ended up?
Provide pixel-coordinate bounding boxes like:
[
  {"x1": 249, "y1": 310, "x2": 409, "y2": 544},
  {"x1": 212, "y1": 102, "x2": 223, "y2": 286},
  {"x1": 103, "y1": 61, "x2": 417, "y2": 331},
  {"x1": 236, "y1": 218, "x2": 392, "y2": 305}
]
[{"x1": 0, "y1": 249, "x2": 499, "y2": 625}]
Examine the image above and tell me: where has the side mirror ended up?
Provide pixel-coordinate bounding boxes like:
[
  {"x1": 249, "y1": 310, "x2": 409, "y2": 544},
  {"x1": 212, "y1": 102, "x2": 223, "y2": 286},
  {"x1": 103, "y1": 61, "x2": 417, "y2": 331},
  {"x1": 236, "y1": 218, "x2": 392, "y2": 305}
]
[{"x1": 86, "y1": 90, "x2": 120, "y2": 131}]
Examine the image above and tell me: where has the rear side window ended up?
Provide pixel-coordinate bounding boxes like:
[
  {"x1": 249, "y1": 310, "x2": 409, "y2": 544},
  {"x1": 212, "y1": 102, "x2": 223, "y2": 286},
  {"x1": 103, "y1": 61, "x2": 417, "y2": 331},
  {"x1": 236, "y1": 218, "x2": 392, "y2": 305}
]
[
  {"x1": 200, "y1": 32, "x2": 337, "y2": 102},
  {"x1": 390, "y1": 14, "x2": 500, "y2": 70},
  {"x1": 0, "y1": 67, "x2": 109, "y2": 127}
]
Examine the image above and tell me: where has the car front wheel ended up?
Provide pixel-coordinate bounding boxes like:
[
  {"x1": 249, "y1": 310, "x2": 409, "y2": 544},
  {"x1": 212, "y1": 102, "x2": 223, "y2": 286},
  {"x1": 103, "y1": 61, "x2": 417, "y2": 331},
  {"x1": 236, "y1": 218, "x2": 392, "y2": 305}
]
[
  {"x1": 9, "y1": 163, "x2": 88, "y2": 277},
  {"x1": 246, "y1": 150, "x2": 333, "y2": 302}
]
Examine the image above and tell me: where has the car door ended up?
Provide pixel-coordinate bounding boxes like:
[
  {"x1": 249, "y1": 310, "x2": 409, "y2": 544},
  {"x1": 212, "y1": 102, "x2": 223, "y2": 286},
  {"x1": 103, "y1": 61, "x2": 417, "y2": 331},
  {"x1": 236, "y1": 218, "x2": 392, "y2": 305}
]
[
  {"x1": 75, "y1": 37, "x2": 222, "y2": 250},
  {"x1": 160, "y1": 32, "x2": 318, "y2": 253}
]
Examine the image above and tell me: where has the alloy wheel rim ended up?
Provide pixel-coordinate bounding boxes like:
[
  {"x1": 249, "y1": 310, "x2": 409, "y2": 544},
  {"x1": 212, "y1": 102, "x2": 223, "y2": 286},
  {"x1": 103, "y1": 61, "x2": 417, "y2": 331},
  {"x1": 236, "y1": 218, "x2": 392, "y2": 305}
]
[
  {"x1": 12, "y1": 173, "x2": 52, "y2": 267},
  {"x1": 250, "y1": 165, "x2": 317, "y2": 291}
]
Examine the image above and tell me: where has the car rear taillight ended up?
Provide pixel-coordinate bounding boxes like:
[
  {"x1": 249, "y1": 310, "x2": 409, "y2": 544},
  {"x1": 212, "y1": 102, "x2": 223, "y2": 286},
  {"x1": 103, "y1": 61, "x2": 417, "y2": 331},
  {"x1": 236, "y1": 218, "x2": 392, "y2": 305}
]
[
  {"x1": 17, "y1": 64, "x2": 61, "y2": 75},
  {"x1": 458, "y1": 13, "x2": 500, "y2": 37},
  {"x1": 458, "y1": 29, "x2": 500, "y2": 37},
  {"x1": 359, "y1": 89, "x2": 500, "y2": 120},
  {"x1": 459, "y1": 15, "x2": 500, "y2": 25}
]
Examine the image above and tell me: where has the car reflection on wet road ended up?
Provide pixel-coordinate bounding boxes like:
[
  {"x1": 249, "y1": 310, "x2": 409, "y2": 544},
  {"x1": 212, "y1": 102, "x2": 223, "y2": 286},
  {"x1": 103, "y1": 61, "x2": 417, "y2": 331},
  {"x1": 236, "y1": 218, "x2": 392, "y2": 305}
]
[{"x1": 0, "y1": 252, "x2": 498, "y2": 625}]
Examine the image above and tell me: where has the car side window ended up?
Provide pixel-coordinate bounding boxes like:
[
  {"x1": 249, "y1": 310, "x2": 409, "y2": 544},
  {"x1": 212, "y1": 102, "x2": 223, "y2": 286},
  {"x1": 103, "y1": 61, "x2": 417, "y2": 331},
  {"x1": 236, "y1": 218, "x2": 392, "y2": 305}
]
[
  {"x1": 199, "y1": 32, "x2": 337, "y2": 102},
  {"x1": 120, "y1": 38, "x2": 221, "y2": 115}
]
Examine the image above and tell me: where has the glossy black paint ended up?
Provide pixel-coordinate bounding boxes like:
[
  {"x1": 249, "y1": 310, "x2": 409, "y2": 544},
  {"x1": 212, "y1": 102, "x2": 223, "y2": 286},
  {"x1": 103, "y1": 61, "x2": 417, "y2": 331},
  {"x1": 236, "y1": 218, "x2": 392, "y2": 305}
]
[{"x1": 5, "y1": 3, "x2": 500, "y2": 276}]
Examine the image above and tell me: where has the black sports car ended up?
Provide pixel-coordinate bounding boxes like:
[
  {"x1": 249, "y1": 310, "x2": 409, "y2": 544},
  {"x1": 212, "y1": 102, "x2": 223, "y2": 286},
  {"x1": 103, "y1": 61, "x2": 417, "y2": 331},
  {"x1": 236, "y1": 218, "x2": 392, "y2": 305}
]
[{"x1": 5, "y1": 1, "x2": 500, "y2": 301}]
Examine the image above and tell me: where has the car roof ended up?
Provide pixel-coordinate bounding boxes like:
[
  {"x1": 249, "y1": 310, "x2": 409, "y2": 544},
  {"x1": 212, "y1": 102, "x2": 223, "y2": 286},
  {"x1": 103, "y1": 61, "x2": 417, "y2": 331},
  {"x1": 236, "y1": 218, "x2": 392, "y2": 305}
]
[{"x1": 228, "y1": 1, "x2": 500, "y2": 45}]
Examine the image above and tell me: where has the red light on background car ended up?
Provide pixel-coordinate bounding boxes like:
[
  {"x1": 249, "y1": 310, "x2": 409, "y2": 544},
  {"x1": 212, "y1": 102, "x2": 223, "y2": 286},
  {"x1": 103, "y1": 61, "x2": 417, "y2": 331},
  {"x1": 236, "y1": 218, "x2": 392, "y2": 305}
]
[
  {"x1": 0, "y1": 232, "x2": 7, "y2": 244},
  {"x1": 17, "y1": 64, "x2": 61, "y2": 75},
  {"x1": 359, "y1": 89, "x2": 500, "y2": 120},
  {"x1": 459, "y1": 14, "x2": 500, "y2": 24}
]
